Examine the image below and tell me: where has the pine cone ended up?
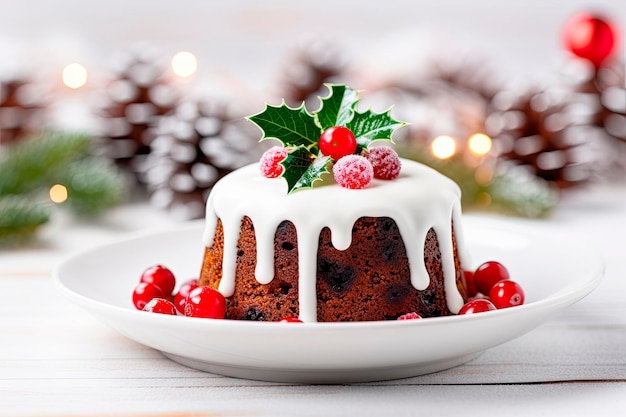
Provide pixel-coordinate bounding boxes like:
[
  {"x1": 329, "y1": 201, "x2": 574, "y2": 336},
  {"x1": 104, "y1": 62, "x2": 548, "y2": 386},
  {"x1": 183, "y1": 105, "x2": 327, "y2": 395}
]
[
  {"x1": 0, "y1": 77, "x2": 47, "y2": 145},
  {"x1": 141, "y1": 100, "x2": 259, "y2": 220},
  {"x1": 96, "y1": 48, "x2": 179, "y2": 180},
  {"x1": 486, "y1": 88, "x2": 593, "y2": 189},
  {"x1": 577, "y1": 61, "x2": 626, "y2": 143},
  {"x1": 281, "y1": 41, "x2": 346, "y2": 110}
]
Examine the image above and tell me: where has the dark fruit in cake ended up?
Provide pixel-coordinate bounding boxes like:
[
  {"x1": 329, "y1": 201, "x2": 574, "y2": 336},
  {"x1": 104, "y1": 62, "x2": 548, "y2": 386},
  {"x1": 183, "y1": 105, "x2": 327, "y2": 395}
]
[
  {"x1": 457, "y1": 299, "x2": 497, "y2": 315},
  {"x1": 132, "y1": 282, "x2": 165, "y2": 310},
  {"x1": 184, "y1": 286, "x2": 227, "y2": 319},
  {"x1": 489, "y1": 280, "x2": 525, "y2": 309},
  {"x1": 474, "y1": 261, "x2": 510, "y2": 295},
  {"x1": 142, "y1": 298, "x2": 177, "y2": 315},
  {"x1": 319, "y1": 126, "x2": 357, "y2": 160},
  {"x1": 173, "y1": 279, "x2": 199, "y2": 314},
  {"x1": 140, "y1": 265, "x2": 176, "y2": 296}
]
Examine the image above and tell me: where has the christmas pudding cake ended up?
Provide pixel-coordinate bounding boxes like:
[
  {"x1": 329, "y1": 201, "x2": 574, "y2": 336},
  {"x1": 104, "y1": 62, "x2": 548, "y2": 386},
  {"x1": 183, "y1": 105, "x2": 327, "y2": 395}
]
[{"x1": 198, "y1": 85, "x2": 469, "y2": 322}]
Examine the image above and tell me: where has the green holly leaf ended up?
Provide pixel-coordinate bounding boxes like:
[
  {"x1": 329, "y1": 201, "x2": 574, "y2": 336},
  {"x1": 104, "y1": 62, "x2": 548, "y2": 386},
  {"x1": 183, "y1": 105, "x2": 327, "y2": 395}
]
[
  {"x1": 347, "y1": 108, "x2": 408, "y2": 151},
  {"x1": 280, "y1": 146, "x2": 331, "y2": 193},
  {"x1": 247, "y1": 102, "x2": 321, "y2": 151},
  {"x1": 315, "y1": 84, "x2": 359, "y2": 130}
]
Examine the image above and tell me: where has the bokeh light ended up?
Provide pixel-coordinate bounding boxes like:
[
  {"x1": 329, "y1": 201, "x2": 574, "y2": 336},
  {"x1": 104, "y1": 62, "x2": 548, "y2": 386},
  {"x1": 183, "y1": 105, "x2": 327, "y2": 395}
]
[
  {"x1": 431, "y1": 135, "x2": 457, "y2": 159},
  {"x1": 468, "y1": 133, "x2": 493, "y2": 156},
  {"x1": 62, "y1": 63, "x2": 88, "y2": 89},
  {"x1": 171, "y1": 51, "x2": 198, "y2": 78},
  {"x1": 49, "y1": 184, "x2": 68, "y2": 204}
]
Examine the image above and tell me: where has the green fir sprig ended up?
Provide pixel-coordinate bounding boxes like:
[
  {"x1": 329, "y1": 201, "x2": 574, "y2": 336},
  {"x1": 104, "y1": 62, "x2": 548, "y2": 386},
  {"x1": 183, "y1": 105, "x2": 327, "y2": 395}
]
[
  {"x1": 247, "y1": 84, "x2": 407, "y2": 193},
  {"x1": 0, "y1": 132, "x2": 128, "y2": 244}
]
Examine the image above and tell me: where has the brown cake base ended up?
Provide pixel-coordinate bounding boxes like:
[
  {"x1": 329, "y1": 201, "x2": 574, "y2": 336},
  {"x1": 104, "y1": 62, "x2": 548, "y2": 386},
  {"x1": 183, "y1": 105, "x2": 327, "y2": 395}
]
[{"x1": 199, "y1": 216, "x2": 467, "y2": 322}]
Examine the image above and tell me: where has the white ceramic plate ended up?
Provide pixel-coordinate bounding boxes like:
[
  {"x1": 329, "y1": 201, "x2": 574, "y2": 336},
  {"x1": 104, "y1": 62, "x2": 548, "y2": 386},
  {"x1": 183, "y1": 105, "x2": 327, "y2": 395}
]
[{"x1": 53, "y1": 216, "x2": 604, "y2": 383}]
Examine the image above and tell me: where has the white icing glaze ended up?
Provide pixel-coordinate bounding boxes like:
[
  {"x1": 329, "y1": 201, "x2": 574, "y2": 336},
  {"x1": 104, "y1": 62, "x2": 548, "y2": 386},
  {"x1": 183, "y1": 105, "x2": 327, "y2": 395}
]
[{"x1": 203, "y1": 158, "x2": 468, "y2": 322}]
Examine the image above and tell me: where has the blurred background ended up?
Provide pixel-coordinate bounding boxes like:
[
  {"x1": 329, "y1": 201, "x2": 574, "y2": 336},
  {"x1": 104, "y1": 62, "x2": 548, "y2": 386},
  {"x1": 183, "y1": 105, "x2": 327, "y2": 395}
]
[{"x1": 1, "y1": 0, "x2": 624, "y2": 244}]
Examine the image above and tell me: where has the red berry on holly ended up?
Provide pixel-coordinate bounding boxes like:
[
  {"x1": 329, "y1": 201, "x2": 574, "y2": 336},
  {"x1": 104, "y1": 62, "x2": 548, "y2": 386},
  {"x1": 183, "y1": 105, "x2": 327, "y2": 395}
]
[
  {"x1": 562, "y1": 13, "x2": 617, "y2": 68},
  {"x1": 184, "y1": 286, "x2": 226, "y2": 319},
  {"x1": 489, "y1": 280, "x2": 525, "y2": 309},
  {"x1": 463, "y1": 270, "x2": 478, "y2": 298},
  {"x1": 142, "y1": 298, "x2": 177, "y2": 315},
  {"x1": 457, "y1": 299, "x2": 497, "y2": 315},
  {"x1": 280, "y1": 317, "x2": 303, "y2": 323},
  {"x1": 260, "y1": 146, "x2": 288, "y2": 178},
  {"x1": 132, "y1": 282, "x2": 165, "y2": 310},
  {"x1": 473, "y1": 261, "x2": 510, "y2": 295},
  {"x1": 173, "y1": 279, "x2": 199, "y2": 314},
  {"x1": 333, "y1": 155, "x2": 373, "y2": 189},
  {"x1": 367, "y1": 146, "x2": 402, "y2": 180},
  {"x1": 140, "y1": 265, "x2": 176, "y2": 296},
  {"x1": 319, "y1": 126, "x2": 357, "y2": 161},
  {"x1": 397, "y1": 312, "x2": 422, "y2": 320}
]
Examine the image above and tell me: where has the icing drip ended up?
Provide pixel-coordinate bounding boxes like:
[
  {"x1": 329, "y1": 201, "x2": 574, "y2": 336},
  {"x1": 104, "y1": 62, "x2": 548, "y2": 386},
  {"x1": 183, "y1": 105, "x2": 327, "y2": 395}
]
[{"x1": 203, "y1": 158, "x2": 467, "y2": 322}]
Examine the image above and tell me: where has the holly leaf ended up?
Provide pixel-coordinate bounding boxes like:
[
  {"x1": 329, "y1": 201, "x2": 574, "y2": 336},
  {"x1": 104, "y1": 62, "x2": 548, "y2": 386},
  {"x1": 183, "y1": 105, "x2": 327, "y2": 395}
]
[
  {"x1": 347, "y1": 108, "x2": 408, "y2": 151},
  {"x1": 315, "y1": 84, "x2": 359, "y2": 130},
  {"x1": 248, "y1": 102, "x2": 321, "y2": 151},
  {"x1": 280, "y1": 146, "x2": 331, "y2": 193}
]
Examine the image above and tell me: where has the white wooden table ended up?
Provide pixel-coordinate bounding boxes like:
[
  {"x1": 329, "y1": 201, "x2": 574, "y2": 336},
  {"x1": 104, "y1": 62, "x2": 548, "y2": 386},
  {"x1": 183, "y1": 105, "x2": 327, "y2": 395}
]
[{"x1": 1, "y1": 182, "x2": 626, "y2": 417}]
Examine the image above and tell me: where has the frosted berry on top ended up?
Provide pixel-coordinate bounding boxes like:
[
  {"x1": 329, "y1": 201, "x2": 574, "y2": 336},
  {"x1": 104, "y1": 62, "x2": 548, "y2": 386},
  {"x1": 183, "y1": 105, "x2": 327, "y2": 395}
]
[
  {"x1": 260, "y1": 146, "x2": 287, "y2": 178},
  {"x1": 333, "y1": 155, "x2": 373, "y2": 189},
  {"x1": 367, "y1": 146, "x2": 402, "y2": 180}
]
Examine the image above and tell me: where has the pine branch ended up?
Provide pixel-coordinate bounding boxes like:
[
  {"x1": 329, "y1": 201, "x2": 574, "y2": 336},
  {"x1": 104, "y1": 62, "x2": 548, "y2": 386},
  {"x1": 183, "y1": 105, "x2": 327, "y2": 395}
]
[
  {"x1": 0, "y1": 196, "x2": 50, "y2": 244},
  {"x1": 0, "y1": 132, "x2": 91, "y2": 195},
  {"x1": 54, "y1": 158, "x2": 128, "y2": 215}
]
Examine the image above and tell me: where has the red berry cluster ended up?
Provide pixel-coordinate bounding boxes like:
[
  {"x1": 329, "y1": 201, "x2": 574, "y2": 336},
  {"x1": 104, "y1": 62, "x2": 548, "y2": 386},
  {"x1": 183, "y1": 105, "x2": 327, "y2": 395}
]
[
  {"x1": 457, "y1": 261, "x2": 525, "y2": 315},
  {"x1": 131, "y1": 265, "x2": 226, "y2": 319},
  {"x1": 259, "y1": 126, "x2": 402, "y2": 190}
]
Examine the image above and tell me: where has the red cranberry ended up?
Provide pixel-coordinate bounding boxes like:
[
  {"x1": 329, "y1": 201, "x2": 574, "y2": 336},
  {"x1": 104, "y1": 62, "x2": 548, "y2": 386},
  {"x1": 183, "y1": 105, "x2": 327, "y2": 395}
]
[
  {"x1": 184, "y1": 286, "x2": 226, "y2": 319},
  {"x1": 473, "y1": 261, "x2": 510, "y2": 295},
  {"x1": 173, "y1": 279, "x2": 199, "y2": 314},
  {"x1": 489, "y1": 280, "x2": 525, "y2": 309},
  {"x1": 397, "y1": 312, "x2": 422, "y2": 320},
  {"x1": 280, "y1": 317, "x2": 303, "y2": 323},
  {"x1": 463, "y1": 269, "x2": 478, "y2": 298},
  {"x1": 142, "y1": 298, "x2": 177, "y2": 315},
  {"x1": 132, "y1": 282, "x2": 165, "y2": 310},
  {"x1": 457, "y1": 299, "x2": 497, "y2": 315},
  {"x1": 140, "y1": 265, "x2": 176, "y2": 296}
]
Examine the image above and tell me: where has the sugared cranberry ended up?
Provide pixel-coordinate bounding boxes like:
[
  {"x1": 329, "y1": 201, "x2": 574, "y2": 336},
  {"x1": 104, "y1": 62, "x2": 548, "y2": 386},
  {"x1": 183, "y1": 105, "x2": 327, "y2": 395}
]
[
  {"x1": 173, "y1": 279, "x2": 199, "y2": 314},
  {"x1": 473, "y1": 261, "x2": 510, "y2": 295},
  {"x1": 457, "y1": 299, "x2": 497, "y2": 315},
  {"x1": 132, "y1": 282, "x2": 165, "y2": 310},
  {"x1": 332, "y1": 155, "x2": 373, "y2": 189},
  {"x1": 280, "y1": 317, "x2": 303, "y2": 323},
  {"x1": 367, "y1": 146, "x2": 401, "y2": 180},
  {"x1": 397, "y1": 312, "x2": 422, "y2": 320},
  {"x1": 489, "y1": 280, "x2": 525, "y2": 309},
  {"x1": 184, "y1": 286, "x2": 226, "y2": 319},
  {"x1": 463, "y1": 270, "x2": 478, "y2": 298},
  {"x1": 140, "y1": 265, "x2": 176, "y2": 296},
  {"x1": 319, "y1": 126, "x2": 357, "y2": 161},
  {"x1": 260, "y1": 146, "x2": 288, "y2": 178},
  {"x1": 142, "y1": 298, "x2": 177, "y2": 315}
]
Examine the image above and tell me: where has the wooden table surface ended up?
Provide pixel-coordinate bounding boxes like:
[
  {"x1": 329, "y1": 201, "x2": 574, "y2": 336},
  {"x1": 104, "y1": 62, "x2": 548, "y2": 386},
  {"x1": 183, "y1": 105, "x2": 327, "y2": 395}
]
[{"x1": 2, "y1": 182, "x2": 626, "y2": 417}]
